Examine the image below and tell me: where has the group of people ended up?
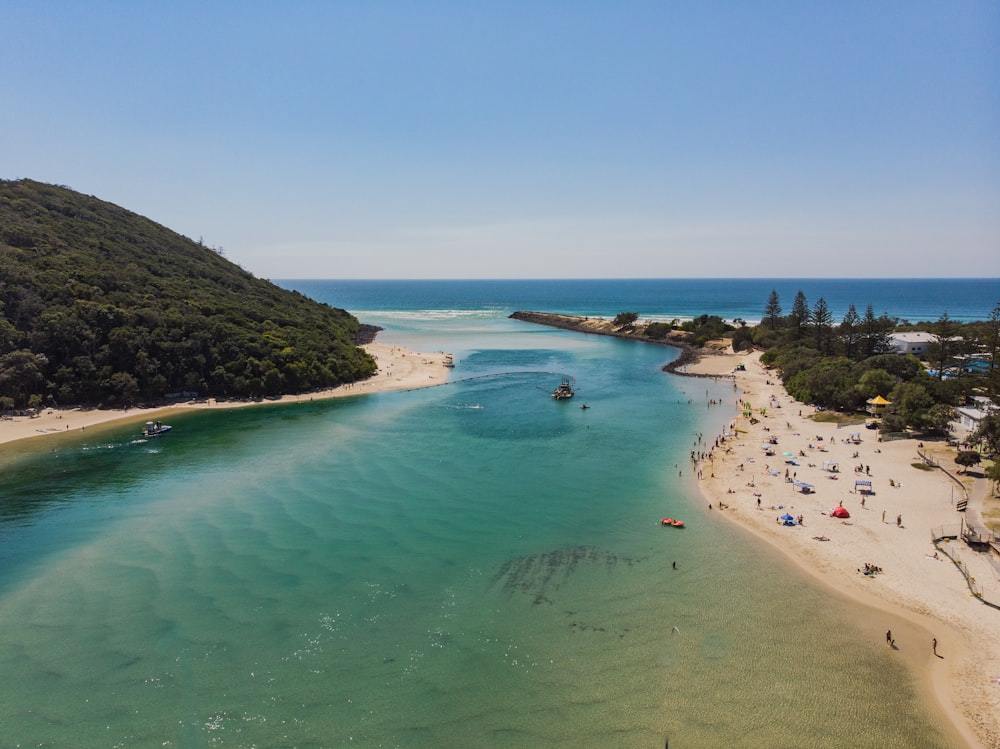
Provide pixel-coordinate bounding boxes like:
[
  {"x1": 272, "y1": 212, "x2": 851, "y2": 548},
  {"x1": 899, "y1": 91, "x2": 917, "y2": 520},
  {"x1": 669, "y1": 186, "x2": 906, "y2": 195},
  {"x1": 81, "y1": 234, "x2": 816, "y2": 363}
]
[{"x1": 861, "y1": 562, "x2": 884, "y2": 576}]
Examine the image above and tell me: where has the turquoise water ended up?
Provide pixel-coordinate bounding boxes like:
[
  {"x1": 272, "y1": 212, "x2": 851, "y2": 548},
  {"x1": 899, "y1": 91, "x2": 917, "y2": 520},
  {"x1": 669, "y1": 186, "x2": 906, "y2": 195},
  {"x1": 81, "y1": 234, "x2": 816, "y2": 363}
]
[{"x1": 0, "y1": 316, "x2": 956, "y2": 747}]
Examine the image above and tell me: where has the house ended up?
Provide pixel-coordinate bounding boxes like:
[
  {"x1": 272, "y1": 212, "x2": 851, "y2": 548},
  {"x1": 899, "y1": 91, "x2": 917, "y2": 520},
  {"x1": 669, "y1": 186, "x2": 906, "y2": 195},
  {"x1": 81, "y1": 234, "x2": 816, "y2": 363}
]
[
  {"x1": 888, "y1": 331, "x2": 937, "y2": 356},
  {"x1": 953, "y1": 396, "x2": 996, "y2": 443}
]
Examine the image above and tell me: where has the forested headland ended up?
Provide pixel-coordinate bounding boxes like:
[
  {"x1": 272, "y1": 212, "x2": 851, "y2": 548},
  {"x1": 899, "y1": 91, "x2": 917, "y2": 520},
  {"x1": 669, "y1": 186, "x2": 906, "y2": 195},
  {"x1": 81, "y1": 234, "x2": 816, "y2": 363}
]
[{"x1": 0, "y1": 179, "x2": 375, "y2": 411}]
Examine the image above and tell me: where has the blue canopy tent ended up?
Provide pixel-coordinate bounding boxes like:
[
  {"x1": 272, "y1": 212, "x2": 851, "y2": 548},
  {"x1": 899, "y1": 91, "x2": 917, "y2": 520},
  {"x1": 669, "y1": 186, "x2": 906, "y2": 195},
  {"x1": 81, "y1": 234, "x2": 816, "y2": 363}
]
[
  {"x1": 794, "y1": 480, "x2": 815, "y2": 494},
  {"x1": 855, "y1": 480, "x2": 873, "y2": 495}
]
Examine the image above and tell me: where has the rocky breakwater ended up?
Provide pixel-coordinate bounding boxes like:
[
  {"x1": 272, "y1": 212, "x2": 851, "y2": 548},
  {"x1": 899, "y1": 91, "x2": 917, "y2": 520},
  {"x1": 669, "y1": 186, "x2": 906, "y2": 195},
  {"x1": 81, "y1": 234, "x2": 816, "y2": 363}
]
[{"x1": 508, "y1": 311, "x2": 734, "y2": 379}]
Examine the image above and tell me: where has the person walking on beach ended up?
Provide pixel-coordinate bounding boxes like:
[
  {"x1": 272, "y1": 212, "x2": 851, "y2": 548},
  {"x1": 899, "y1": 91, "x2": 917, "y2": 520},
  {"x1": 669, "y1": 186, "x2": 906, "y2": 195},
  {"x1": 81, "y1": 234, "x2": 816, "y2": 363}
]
[
  {"x1": 886, "y1": 629, "x2": 892, "y2": 645},
  {"x1": 896, "y1": 514, "x2": 902, "y2": 528},
  {"x1": 933, "y1": 637, "x2": 938, "y2": 656}
]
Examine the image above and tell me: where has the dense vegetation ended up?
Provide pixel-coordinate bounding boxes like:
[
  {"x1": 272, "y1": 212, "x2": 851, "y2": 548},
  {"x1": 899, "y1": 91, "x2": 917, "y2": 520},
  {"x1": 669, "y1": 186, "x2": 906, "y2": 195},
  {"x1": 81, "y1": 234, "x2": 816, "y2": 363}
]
[
  {"x1": 0, "y1": 179, "x2": 376, "y2": 410},
  {"x1": 615, "y1": 311, "x2": 736, "y2": 347},
  {"x1": 750, "y1": 288, "x2": 1000, "y2": 440}
]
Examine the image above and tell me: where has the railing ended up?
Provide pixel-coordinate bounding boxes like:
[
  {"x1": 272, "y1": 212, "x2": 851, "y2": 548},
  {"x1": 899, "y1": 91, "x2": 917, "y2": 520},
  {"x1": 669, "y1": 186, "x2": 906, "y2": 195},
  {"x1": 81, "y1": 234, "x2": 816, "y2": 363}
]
[
  {"x1": 879, "y1": 431, "x2": 911, "y2": 442},
  {"x1": 964, "y1": 526, "x2": 999, "y2": 545},
  {"x1": 917, "y1": 447, "x2": 969, "y2": 510},
  {"x1": 931, "y1": 526, "x2": 1000, "y2": 611}
]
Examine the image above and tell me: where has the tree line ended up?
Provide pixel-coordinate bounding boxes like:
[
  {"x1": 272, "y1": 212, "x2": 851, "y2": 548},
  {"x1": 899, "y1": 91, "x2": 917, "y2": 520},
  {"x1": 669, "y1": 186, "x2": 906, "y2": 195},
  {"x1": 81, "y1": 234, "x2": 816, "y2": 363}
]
[{"x1": 750, "y1": 288, "x2": 1000, "y2": 444}]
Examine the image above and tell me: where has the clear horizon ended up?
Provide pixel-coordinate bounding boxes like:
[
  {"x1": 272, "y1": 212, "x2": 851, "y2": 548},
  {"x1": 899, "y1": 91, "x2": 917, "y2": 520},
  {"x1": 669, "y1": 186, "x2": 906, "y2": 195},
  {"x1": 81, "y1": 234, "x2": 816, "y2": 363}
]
[{"x1": 3, "y1": 2, "x2": 997, "y2": 280}]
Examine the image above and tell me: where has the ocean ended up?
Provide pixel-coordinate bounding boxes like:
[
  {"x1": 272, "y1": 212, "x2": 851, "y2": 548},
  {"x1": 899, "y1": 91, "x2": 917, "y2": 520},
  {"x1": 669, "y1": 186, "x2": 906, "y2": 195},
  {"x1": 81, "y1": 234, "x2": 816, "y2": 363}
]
[
  {"x1": 0, "y1": 279, "x2": 982, "y2": 748},
  {"x1": 284, "y1": 277, "x2": 1000, "y2": 324}
]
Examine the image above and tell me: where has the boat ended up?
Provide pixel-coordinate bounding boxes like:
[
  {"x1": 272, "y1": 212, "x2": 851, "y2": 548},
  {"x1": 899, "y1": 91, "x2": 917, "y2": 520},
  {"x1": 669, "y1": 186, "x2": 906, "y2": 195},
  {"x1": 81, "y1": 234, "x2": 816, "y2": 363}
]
[
  {"x1": 443, "y1": 354, "x2": 455, "y2": 368},
  {"x1": 142, "y1": 420, "x2": 172, "y2": 437},
  {"x1": 551, "y1": 380, "x2": 575, "y2": 399},
  {"x1": 660, "y1": 517, "x2": 685, "y2": 528}
]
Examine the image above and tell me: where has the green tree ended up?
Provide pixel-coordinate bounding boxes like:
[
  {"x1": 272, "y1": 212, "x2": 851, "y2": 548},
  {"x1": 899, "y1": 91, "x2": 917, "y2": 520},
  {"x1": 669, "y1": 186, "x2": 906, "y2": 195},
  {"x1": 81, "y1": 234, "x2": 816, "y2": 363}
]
[
  {"x1": 985, "y1": 461, "x2": 1000, "y2": 495},
  {"x1": 263, "y1": 367, "x2": 283, "y2": 396},
  {"x1": 785, "y1": 356, "x2": 854, "y2": 408},
  {"x1": 613, "y1": 312, "x2": 639, "y2": 328},
  {"x1": 917, "y1": 403, "x2": 954, "y2": 436},
  {"x1": 860, "y1": 305, "x2": 893, "y2": 358},
  {"x1": 763, "y1": 290, "x2": 782, "y2": 330},
  {"x1": 645, "y1": 322, "x2": 672, "y2": 339},
  {"x1": 972, "y1": 412, "x2": 1000, "y2": 456},
  {"x1": 955, "y1": 450, "x2": 982, "y2": 474},
  {"x1": 103, "y1": 371, "x2": 139, "y2": 406},
  {"x1": 890, "y1": 381, "x2": 933, "y2": 428},
  {"x1": 811, "y1": 297, "x2": 834, "y2": 354},
  {"x1": 790, "y1": 290, "x2": 809, "y2": 339},
  {"x1": 856, "y1": 369, "x2": 895, "y2": 400},
  {"x1": 732, "y1": 325, "x2": 754, "y2": 352},
  {"x1": 839, "y1": 304, "x2": 861, "y2": 360},
  {"x1": 0, "y1": 350, "x2": 49, "y2": 408},
  {"x1": 986, "y1": 301, "x2": 1000, "y2": 372},
  {"x1": 926, "y1": 312, "x2": 960, "y2": 380}
]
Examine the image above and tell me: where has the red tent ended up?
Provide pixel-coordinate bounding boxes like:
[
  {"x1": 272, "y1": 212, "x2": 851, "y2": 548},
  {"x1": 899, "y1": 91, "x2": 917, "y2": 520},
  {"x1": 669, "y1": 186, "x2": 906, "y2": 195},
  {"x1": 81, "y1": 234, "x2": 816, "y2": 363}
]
[{"x1": 831, "y1": 506, "x2": 850, "y2": 519}]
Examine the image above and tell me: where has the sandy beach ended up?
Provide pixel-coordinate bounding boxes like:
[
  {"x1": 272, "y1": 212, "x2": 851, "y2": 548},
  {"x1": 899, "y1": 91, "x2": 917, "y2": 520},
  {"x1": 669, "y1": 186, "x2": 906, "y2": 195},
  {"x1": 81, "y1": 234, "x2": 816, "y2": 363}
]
[
  {"x1": 0, "y1": 343, "x2": 449, "y2": 448},
  {"x1": 685, "y1": 347, "x2": 1000, "y2": 749}
]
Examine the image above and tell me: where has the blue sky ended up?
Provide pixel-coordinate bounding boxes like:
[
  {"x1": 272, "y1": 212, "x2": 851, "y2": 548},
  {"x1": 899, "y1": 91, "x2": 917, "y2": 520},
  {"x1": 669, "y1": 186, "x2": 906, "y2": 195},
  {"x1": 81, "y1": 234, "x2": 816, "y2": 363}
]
[{"x1": 3, "y1": 1, "x2": 998, "y2": 279}]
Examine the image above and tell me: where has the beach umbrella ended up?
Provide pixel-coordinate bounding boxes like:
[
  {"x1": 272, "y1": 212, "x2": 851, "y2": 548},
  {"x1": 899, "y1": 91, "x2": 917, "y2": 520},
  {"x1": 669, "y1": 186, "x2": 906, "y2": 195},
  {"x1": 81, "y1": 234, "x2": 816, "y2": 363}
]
[
  {"x1": 782, "y1": 451, "x2": 795, "y2": 457},
  {"x1": 780, "y1": 513, "x2": 795, "y2": 522}
]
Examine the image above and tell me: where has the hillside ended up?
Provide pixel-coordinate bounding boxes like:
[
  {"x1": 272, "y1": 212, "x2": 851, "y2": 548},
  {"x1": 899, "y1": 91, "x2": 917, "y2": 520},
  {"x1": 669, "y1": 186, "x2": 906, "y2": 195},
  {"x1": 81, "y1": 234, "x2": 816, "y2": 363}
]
[{"x1": 0, "y1": 179, "x2": 375, "y2": 409}]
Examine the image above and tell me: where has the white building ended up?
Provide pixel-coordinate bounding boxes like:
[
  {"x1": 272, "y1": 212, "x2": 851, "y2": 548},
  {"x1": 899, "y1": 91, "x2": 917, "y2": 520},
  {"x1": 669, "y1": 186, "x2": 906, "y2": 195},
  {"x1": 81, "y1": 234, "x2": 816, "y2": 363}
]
[
  {"x1": 953, "y1": 396, "x2": 996, "y2": 442},
  {"x1": 888, "y1": 331, "x2": 937, "y2": 356}
]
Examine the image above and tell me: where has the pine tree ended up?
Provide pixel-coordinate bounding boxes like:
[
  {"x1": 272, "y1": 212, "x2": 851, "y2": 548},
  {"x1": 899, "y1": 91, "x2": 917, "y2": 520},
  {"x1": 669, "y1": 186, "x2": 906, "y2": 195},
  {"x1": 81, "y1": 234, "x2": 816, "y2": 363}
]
[
  {"x1": 928, "y1": 311, "x2": 960, "y2": 380},
  {"x1": 790, "y1": 290, "x2": 809, "y2": 339},
  {"x1": 764, "y1": 290, "x2": 782, "y2": 330},
  {"x1": 839, "y1": 304, "x2": 861, "y2": 360},
  {"x1": 811, "y1": 297, "x2": 833, "y2": 354}
]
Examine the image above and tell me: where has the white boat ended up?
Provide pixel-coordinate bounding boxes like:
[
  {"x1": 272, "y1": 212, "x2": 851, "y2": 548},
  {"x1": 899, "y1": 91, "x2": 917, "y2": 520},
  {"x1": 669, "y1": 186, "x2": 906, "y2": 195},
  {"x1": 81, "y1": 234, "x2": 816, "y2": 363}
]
[
  {"x1": 443, "y1": 354, "x2": 455, "y2": 368},
  {"x1": 551, "y1": 380, "x2": 575, "y2": 400},
  {"x1": 142, "y1": 420, "x2": 172, "y2": 437}
]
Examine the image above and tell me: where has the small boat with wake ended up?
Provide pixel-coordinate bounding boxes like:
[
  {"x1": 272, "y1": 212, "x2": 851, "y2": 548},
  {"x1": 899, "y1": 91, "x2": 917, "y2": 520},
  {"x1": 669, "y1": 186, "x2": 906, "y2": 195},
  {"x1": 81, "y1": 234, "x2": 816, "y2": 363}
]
[{"x1": 142, "y1": 420, "x2": 172, "y2": 437}]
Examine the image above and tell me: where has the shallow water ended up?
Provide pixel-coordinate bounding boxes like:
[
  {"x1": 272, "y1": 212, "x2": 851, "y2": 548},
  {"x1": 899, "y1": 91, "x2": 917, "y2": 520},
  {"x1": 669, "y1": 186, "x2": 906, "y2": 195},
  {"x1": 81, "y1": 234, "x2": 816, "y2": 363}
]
[{"x1": 0, "y1": 320, "x2": 956, "y2": 747}]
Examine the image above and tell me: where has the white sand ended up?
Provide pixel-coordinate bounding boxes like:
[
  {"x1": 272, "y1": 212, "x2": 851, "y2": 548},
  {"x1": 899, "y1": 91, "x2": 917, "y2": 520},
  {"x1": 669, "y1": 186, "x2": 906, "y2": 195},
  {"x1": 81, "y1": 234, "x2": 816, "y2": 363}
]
[
  {"x1": 686, "y1": 347, "x2": 1000, "y2": 749},
  {"x1": 0, "y1": 343, "x2": 449, "y2": 447}
]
